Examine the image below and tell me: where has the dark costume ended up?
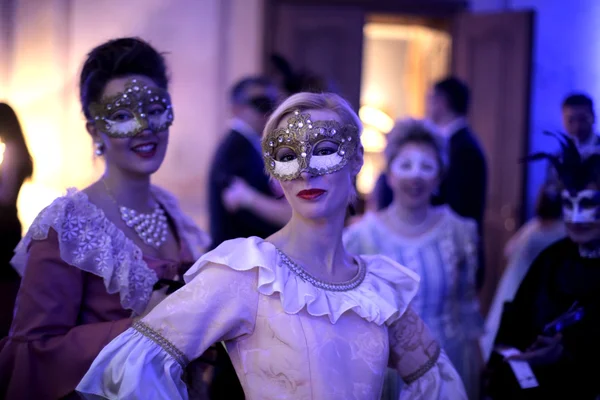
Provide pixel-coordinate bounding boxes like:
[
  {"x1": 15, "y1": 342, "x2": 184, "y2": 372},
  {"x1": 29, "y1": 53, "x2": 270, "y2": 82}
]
[{"x1": 484, "y1": 132, "x2": 600, "y2": 399}]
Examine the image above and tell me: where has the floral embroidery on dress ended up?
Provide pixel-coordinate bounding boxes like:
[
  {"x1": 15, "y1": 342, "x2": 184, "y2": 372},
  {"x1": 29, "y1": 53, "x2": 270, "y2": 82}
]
[{"x1": 11, "y1": 187, "x2": 210, "y2": 315}]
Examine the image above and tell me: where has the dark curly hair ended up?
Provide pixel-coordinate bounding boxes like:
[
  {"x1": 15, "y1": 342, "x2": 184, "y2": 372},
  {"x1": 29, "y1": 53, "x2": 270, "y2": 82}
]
[{"x1": 79, "y1": 37, "x2": 169, "y2": 120}]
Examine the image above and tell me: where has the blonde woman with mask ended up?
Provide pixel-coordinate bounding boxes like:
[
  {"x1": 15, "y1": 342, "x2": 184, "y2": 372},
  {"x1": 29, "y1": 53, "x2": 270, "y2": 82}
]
[
  {"x1": 344, "y1": 119, "x2": 483, "y2": 399},
  {"x1": 78, "y1": 93, "x2": 466, "y2": 399}
]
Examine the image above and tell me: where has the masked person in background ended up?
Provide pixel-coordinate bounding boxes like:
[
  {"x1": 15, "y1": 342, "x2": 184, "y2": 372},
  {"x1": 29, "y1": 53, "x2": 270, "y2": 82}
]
[
  {"x1": 484, "y1": 132, "x2": 600, "y2": 400},
  {"x1": 0, "y1": 37, "x2": 215, "y2": 400}
]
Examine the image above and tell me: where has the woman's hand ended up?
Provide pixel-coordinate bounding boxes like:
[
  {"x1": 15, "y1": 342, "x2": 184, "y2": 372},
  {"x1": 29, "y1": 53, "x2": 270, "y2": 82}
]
[
  {"x1": 222, "y1": 178, "x2": 256, "y2": 212},
  {"x1": 506, "y1": 333, "x2": 563, "y2": 366}
]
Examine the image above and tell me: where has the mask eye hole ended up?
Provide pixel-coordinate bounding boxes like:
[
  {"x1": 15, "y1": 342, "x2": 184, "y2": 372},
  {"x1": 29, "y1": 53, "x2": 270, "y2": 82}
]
[
  {"x1": 147, "y1": 104, "x2": 166, "y2": 116},
  {"x1": 109, "y1": 110, "x2": 134, "y2": 122},
  {"x1": 274, "y1": 147, "x2": 297, "y2": 162},
  {"x1": 562, "y1": 197, "x2": 574, "y2": 210},
  {"x1": 313, "y1": 140, "x2": 339, "y2": 156}
]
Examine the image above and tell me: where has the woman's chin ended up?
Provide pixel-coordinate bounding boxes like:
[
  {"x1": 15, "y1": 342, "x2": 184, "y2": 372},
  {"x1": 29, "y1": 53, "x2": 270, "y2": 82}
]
[{"x1": 293, "y1": 202, "x2": 345, "y2": 221}]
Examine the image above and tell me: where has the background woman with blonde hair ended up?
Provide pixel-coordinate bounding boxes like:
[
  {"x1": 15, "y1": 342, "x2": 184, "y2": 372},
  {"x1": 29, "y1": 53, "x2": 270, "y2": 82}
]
[
  {"x1": 79, "y1": 92, "x2": 467, "y2": 399},
  {"x1": 344, "y1": 118, "x2": 484, "y2": 399}
]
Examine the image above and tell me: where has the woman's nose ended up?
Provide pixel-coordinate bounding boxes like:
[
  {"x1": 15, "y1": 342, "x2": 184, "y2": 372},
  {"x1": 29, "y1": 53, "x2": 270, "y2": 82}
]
[{"x1": 300, "y1": 170, "x2": 314, "y2": 181}]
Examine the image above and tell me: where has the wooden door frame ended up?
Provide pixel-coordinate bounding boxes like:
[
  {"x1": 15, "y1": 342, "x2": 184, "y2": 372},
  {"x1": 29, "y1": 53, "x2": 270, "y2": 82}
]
[
  {"x1": 262, "y1": 0, "x2": 468, "y2": 73},
  {"x1": 451, "y1": 11, "x2": 534, "y2": 227}
]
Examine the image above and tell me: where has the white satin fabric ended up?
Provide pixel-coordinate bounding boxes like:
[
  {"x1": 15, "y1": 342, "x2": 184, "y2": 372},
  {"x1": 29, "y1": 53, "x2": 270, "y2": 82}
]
[{"x1": 77, "y1": 237, "x2": 467, "y2": 399}]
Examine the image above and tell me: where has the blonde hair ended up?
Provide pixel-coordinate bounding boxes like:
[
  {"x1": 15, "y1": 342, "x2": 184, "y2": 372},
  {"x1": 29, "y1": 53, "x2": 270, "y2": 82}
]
[
  {"x1": 384, "y1": 118, "x2": 448, "y2": 176},
  {"x1": 263, "y1": 92, "x2": 363, "y2": 142},
  {"x1": 263, "y1": 92, "x2": 363, "y2": 204}
]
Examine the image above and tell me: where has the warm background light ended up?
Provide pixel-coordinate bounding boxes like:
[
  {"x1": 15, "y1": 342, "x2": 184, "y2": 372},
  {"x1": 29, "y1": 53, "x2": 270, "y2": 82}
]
[
  {"x1": 361, "y1": 126, "x2": 387, "y2": 153},
  {"x1": 0, "y1": 141, "x2": 5, "y2": 166},
  {"x1": 357, "y1": 21, "x2": 450, "y2": 199},
  {"x1": 2, "y1": 0, "x2": 264, "y2": 234},
  {"x1": 359, "y1": 105, "x2": 395, "y2": 133}
]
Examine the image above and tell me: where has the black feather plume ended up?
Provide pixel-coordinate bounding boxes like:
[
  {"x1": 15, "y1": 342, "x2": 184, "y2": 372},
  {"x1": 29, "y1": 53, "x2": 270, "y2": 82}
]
[{"x1": 524, "y1": 131, "x2": 598, "y2": 193}]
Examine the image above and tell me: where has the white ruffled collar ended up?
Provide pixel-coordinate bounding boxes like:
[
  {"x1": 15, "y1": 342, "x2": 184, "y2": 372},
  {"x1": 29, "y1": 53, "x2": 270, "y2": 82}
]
[
  {"x1": 185, "y1": 237, "x2": 420, "y2": 326},
  {"x1": 12, "y1": 187, "x2": 210, "y2": 314}
]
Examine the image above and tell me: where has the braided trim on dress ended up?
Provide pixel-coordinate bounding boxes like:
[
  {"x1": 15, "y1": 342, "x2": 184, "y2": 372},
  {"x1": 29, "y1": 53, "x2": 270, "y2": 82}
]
[
  {"x1": 402, "y1": 342, "x2": 441, "y2": 384},
  {"x1": 133, "y1": 320, "x2": 189, "y2": 368}
]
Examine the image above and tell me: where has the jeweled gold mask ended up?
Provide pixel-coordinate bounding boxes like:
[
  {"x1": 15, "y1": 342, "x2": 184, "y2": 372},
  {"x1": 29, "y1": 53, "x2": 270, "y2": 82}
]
[
  {"x1": 262, "y1": 110, "x2": 359, "y2": 181},
  {"x1": 88, "y1": 78, "x2": 174, "y2": 138}
]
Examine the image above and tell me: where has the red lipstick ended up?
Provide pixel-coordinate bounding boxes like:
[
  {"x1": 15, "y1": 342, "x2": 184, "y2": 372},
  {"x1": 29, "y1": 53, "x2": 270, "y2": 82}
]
[{"x1": 297, "y1": 189, "x2": 326, "y2": 200}]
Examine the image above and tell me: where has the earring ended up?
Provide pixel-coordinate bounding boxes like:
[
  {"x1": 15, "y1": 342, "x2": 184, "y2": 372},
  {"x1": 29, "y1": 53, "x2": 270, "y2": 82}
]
[{"x1": 94, "y1": 142, "x2": 104, "y2": 156}]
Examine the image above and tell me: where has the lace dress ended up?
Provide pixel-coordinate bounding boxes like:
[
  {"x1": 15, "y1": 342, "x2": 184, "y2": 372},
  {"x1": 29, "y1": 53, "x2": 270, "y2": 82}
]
[
  {"x1": 77, "y1": 236, "x2": 467, "y2": 399},
  {"x1": 343, "y1": 207, "x2": 484, "y2": 399},
  {"x1": 0, "y1": 187, "x2": 210, "y2": 400}
]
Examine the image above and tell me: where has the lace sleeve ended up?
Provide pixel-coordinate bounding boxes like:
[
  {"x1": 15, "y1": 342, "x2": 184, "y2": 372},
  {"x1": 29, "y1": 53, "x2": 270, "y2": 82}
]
[{"x1": 11, "y1": 189, "x2": 157, "y2": 315}]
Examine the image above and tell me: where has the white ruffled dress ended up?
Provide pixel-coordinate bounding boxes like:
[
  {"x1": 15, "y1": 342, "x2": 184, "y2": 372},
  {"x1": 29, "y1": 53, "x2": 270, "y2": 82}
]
[{"x1": 77, "y1": 237, "x2": 467, "y2": 399}]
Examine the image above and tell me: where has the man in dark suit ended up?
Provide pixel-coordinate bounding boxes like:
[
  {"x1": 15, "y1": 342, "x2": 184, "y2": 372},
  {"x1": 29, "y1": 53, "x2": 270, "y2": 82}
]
[
  {"x1": 208, "y1": 76, "x2": 281, "y2": 249},
  {"x1": 427, "y1": 76, "x2": 488, "y2": 289}
]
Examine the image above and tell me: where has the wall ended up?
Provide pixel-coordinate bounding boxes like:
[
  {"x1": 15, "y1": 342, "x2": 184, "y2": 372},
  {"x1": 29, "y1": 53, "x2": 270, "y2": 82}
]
[
  {"x1": 1, "y1": 0, "x2": 264, "y2": 231},
  {"x1": 470, "y1": 0, "x2": 600, "y2": 218}
]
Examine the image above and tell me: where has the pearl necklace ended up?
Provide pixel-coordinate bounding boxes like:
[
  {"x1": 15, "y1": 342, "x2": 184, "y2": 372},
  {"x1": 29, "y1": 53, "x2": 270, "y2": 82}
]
[{"x1": 102, "y1": 179, "x2": 169, "y2": 249}]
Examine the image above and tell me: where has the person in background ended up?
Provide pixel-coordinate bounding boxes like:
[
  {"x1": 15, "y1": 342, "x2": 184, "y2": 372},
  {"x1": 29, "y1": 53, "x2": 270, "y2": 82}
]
[
  {"x1": 220, "y1": 61, "x2": 338, "y2": 227},
  {"x1": 480, "y1": 181, "x2": 565, "y2": 362},
  {"x1": 561, "y1": 93, "x2": 598, "y2": 152},
  {"x1": 0, "y1": 37, "x2": 215, "y2": 400},
  {"x1": 427, "y1": 76, "x2": 487, "y2": 290},
  {"x1": 0, "y1": 103, "x2": 33, "y2": 338},
  {"x1": 484, "y1": 132, "x2": 600, "y2": 399},
  {"x1": 208, "y1": 76, "x2": 282, "y2": 248},
  {"x1": 344, "y1": 118, "x2": 483, "y2": 400}
]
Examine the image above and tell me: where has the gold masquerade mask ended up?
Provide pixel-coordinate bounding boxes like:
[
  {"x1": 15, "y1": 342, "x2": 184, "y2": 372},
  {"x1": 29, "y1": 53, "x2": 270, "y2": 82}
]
[
  {"x1": 88, "y1": 78, "x2": 174, "y2": 138},
  {"x1": 262, "y1": 110, "x2": 359, "y2": 181}
]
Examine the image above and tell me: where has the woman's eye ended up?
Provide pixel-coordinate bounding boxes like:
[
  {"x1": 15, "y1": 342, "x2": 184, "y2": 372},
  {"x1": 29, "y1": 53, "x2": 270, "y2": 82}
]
[
  {"x1": 314, "y1": 147, "x2": 336, "y2": 156},
  {"x1": 562, "y1": 199, "x2": 573, "y2": 209},
  {"x1": 148, "y1": 106, "x2": 166, "y2": 116},
  {"x1": 280, "y1": 154, "x2": 296, "y2": 162},
  {"x1": 109, "y1": 110, "x2": 133, "y2": 122},
  {"x1": 275, "y1": 148, "x2": 297, "y2": 162},
  {"x1": 313, "y1": 141, "x2": 339, "y2": 156}
]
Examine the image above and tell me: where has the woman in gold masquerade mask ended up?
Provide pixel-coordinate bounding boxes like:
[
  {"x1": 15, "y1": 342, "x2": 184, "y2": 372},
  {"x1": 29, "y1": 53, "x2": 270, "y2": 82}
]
[
  {"x1": 79, "y1": 92, "x2": 467, "y2": 399},
  {"x1": 0, "y1": 37, "x2": 214, "y2": 400}
]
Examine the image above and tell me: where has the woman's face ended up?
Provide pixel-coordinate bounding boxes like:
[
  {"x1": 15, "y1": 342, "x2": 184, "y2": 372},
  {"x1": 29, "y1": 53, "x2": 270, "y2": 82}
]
[
  {"x1": 388, "y1": 142, "x2": 440, "y2": 209},
  {"x1": 88, "y1": 74, "x2": 173, "y2": 177},
  {"x1": 562, "y1": 186, "x2": 600, "y2": 245},
  {"x1": 275, "y1": 109, "x2": 362, "y2": 221}
]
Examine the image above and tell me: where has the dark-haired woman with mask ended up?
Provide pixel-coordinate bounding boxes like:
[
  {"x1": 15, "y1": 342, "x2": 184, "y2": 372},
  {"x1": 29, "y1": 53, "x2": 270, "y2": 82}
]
[
  {"x1": 0, "y1": 103, "x2": 33, "y2": 337},
  {"x1": 0, "y1": 37, "x2": 212, "y2": 400}
]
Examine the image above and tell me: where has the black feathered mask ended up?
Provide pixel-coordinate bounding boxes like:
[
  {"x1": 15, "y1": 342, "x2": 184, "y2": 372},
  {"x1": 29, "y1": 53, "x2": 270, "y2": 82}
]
[{"x1": 523, "y1": 131, "x2": 600, "y2": 194}]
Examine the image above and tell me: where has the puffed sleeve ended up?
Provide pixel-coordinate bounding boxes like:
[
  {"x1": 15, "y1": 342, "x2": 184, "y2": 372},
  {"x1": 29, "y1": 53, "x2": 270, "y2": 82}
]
[
  {"x1": 0, "y1": 230, "x2": 132, "y2": 400},
  {"x1": 77, "y1": 262, "x2": 259, "y2": 400},
  {"x1": 388, "y1": 307, "x2": 467, "y2": 399}
]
